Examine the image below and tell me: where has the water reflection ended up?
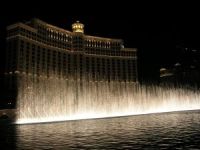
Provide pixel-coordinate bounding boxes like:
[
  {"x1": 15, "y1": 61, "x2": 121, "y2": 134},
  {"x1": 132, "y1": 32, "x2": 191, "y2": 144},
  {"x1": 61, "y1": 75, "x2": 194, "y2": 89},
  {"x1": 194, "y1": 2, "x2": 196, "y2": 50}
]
[
  {"x1": 0, "y1": 122, "x2": 16, "y2": 149},
  {"x1": 15, "y1": 111, "x2": 200, "y2": 149}
]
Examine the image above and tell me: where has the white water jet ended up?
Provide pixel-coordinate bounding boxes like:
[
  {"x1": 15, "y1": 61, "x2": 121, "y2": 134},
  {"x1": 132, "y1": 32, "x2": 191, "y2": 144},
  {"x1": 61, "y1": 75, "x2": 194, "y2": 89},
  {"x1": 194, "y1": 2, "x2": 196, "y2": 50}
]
[{"x1": 16, "y1": 74, "x2": 200, "y2": 124}]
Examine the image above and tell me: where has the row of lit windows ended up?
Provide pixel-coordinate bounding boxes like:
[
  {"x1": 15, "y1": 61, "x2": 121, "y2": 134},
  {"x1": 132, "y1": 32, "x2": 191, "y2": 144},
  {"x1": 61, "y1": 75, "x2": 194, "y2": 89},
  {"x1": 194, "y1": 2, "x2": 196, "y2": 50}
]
[
  {"x1": 45, "y1": 27, "x2": 72, "y2": 42},
  {"x1": 38, "y1": 25, "x2": 73, "y2": 49},
  {"x1": 7, "y1": 39, "x2": 137, "y2": 80},
  {"x1": 8, "y1": 25, "x2": 130, "y2": 57},
  {"x1": 9, "y1": 26, "x2": 120, "y2": 51},
  {"x1": 85, "y1": 39, "x2": 121, "y2": 49},
  {"x1": 19, "y1": 53, "x2": 136, "y2": 78},
  {"x1": 7, "y1": 27, "x2": 20, "y2": 37},
  {"x1": 85, "y1": 48, "x2": 136, "y2": 57},
  {"x1": 40, "y1": 26, "x2": 72, "y2": 49},
  {"x1": 8, "y1": 26, "x2": 72, "y2": 50},
  {"x1": 21, "y1": 41, "x2": 135, "y2": 64},
  {"x1": 9, "y1": 27, "x2": 131, "y2": 58},
  {"x1": 17, "y1": 27, "x2": 37, "y2": 41}
]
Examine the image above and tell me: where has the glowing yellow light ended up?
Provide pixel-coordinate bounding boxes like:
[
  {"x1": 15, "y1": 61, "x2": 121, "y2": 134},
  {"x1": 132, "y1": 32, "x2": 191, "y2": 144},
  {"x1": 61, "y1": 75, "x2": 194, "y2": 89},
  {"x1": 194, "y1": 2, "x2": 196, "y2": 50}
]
[{"x1": 72, "y1": 21, "x2": 84, "y2": 33}]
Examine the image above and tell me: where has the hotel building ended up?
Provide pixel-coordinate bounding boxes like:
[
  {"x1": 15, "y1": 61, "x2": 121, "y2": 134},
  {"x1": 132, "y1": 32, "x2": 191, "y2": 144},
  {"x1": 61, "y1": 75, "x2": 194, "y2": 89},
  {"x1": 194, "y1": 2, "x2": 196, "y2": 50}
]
[{"x1": 5, "y1": 18, "x2": 138, "y2": 102}]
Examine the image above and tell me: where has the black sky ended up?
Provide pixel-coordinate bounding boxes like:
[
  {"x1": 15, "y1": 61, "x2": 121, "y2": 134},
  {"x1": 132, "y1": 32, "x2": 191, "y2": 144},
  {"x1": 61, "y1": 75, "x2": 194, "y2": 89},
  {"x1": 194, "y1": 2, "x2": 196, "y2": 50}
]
[{"x1": 0, "y1": 2, "x2": 199, "y2": 82}]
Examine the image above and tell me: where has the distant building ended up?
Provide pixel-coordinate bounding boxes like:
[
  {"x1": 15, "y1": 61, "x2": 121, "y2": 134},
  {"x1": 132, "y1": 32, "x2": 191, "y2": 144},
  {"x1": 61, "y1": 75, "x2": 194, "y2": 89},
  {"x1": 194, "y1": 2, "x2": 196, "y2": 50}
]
[
  {"x1": 160, "y1": 68, "x2": 174, "y2": 84},
  {"x1": 4, "y1": 18, "x2": 138, "y2": 104},
  {"x1": 160, "y1": 45, "x2": 200, "y2": 85}
]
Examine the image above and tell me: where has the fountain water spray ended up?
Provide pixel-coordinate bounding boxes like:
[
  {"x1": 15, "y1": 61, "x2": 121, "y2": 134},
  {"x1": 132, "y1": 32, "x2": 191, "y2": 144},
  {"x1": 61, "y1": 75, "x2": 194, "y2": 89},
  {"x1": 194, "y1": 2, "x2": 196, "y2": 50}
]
[{"x1": 16, "y1": 74, "x2": 200, "y2": 124}]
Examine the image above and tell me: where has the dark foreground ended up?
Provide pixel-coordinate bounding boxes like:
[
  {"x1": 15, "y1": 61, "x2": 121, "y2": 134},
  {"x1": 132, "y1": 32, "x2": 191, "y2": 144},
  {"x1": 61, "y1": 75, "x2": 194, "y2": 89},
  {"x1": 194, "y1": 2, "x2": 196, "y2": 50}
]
[{"x1": 1, "y1": 110, "x2": 200, "y2": 149}]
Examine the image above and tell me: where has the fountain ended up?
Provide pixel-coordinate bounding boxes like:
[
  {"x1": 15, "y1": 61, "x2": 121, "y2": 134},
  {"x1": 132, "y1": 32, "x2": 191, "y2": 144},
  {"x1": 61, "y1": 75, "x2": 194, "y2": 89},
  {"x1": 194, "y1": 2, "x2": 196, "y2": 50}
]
[{"x1": 16, "y1": 73, "x2": 200, "y2": 124}]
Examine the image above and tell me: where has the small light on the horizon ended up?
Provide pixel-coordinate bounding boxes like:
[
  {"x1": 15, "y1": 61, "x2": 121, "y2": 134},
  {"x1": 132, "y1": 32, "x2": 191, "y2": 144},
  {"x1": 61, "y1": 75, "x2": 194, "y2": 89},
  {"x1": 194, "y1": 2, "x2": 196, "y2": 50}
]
[
  {"x1": 192, "y1": 49, "x2": 197, "y2": 52},
  {"x1": 174, "y1": 62, "x2": 181, "y2": 67}
]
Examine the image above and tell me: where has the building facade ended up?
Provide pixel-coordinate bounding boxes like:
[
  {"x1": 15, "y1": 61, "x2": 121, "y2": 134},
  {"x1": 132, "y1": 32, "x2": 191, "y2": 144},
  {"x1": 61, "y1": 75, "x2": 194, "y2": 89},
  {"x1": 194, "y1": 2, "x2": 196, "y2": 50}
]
[{"x1": 5, "y1": 18, "x2": 138, "y2": 103}]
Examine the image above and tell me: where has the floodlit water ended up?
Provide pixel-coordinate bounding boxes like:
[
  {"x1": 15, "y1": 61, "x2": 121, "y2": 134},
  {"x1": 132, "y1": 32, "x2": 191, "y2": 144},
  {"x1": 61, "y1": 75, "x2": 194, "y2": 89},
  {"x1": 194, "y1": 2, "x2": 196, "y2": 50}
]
[
  {"x1": 16, "y1": 75, "x2": 200, "y2": 124},
  {"x1": 1, "y1": 111, "x2": 200, "y2": 149},
  {"x1": 10, "y1": 75, "x2": 200, "y2": 149}
]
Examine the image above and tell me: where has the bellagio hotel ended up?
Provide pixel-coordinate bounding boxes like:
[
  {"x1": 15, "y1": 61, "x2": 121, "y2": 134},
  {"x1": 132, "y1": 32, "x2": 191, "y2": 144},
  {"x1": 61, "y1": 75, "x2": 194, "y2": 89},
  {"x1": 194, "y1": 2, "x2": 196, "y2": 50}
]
[{"x1": 5, "y1": 18, "x2": 138, "y2": 95}]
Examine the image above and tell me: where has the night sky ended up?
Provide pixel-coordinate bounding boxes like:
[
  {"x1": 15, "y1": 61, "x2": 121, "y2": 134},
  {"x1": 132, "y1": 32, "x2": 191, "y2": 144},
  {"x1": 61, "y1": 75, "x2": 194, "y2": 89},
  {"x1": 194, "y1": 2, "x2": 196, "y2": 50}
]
[{"x1": 0, "y1": 2, "x2": 199, "y2": 83}]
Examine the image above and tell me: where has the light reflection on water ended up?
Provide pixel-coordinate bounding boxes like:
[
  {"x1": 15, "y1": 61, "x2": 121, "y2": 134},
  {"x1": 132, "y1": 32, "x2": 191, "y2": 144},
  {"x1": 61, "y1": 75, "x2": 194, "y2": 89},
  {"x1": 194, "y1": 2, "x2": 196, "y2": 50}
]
[{"x1": 14, "y1": 110, "x2": 200, "y2": 149}]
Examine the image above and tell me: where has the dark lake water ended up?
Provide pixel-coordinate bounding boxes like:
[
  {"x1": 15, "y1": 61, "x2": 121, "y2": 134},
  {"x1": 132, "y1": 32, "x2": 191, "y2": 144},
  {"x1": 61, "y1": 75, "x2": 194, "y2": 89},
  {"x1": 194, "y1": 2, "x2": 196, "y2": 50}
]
[{"x1": 1, "y1": 110, "x2": 200, "y2": 149}]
